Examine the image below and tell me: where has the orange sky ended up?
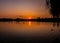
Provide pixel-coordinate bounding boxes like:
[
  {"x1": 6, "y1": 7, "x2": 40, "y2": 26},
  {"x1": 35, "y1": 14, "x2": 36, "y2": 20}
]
[{"x1": 0, "y1": 0, "x2": 51, "y2": 19}]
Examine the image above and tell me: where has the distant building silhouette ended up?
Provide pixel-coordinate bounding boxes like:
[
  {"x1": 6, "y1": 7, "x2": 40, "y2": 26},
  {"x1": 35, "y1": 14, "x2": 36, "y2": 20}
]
[{"x1": 46, "y1": 0, "x2": 60, "y2": 18}]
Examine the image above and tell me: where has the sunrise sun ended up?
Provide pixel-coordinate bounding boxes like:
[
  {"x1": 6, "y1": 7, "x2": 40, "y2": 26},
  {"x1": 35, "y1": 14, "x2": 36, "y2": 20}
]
[{"x1": 28, "y1": 17, "x2": 32, "y2": 19}]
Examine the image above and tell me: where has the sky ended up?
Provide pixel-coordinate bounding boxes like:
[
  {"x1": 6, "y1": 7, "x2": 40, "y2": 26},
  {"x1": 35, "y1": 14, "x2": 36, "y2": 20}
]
[{"x1": 0, "y1": 0, "x2": 51, "y2": 18}]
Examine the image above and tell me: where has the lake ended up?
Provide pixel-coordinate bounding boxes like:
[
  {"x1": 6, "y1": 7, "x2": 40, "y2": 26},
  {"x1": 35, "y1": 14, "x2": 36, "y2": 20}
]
[{"x1": 0, "y1": 21, "x2": 60, "y2": 43}]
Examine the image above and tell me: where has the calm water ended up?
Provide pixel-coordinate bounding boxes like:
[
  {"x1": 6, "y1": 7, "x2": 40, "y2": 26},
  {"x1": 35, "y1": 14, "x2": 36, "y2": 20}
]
[{"x1": 0, "y1": 22, "x2": 60, "y2": 43}]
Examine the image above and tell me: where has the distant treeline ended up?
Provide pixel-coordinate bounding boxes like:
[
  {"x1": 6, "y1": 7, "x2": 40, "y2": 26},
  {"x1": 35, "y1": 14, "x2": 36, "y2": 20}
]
[{"x1": 0, "y1": 18, "x2": 60, "y2": 22}]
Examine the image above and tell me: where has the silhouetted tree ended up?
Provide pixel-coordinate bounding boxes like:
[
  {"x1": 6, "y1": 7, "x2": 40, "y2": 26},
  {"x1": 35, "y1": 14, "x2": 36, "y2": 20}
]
[
  {"x1": 37, "y1": 17, "x2": 40, "y2": 19},
  {"x1": 46, "y1": 0, "x2": 60, "y2": 18}
]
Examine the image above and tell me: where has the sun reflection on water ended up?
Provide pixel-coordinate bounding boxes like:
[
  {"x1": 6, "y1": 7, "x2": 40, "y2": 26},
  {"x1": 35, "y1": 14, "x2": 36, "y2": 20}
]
[{"x1": 28, "y1": 21, "x2": 31, "y2": 26}]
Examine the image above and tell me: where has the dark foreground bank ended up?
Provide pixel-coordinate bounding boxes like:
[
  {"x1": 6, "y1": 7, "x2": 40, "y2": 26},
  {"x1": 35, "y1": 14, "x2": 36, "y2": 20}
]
[{"x1": 0, "y1": 33, "x2": 60, "y2": 43}]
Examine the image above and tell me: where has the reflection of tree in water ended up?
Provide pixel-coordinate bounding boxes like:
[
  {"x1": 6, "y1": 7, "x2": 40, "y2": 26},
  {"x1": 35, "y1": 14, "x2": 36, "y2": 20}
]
[
  {"x1": 52, "y1": 23, "x2": 60, "y2": 43},
  {"x1": 46, "y1": 0, "x2": 60, "y2": 18},
  {"x1": 53, "y1": 22, "x2": 59, "y2": 27}
]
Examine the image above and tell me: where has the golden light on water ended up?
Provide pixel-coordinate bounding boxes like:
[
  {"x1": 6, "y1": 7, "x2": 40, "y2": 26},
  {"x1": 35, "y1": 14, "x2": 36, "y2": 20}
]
[
  {"x1": 28, "y1": 21, "x2": 31, "y2": 26},
  {"x1": 27, "y1": 17, "x2": 32, "y2": 26}
]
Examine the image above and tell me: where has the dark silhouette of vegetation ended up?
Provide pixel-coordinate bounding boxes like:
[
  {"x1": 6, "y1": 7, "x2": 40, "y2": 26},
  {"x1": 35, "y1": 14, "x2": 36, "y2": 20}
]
[
  {"x1": 46, "y1": 0, "x2": 60, "y2": 18},
  {"x1": 0, "y1": 18, "x2": 60, "y2": 22}
]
